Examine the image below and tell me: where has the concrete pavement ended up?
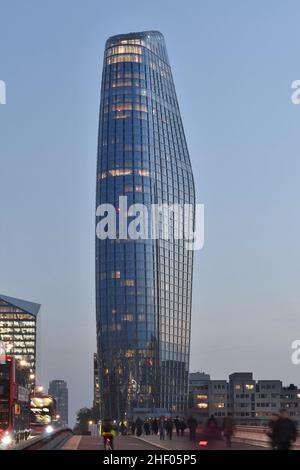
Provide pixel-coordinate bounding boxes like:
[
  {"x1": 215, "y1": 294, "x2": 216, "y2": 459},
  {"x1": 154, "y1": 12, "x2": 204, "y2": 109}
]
[{"x1": 135, "y1": 433, "x2": 266, "y2": 450}]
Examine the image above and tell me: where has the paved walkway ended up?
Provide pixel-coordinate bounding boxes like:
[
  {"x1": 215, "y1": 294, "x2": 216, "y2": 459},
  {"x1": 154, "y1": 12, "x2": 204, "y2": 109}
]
[
  {"x1": 61, "y1": 435, "x2": 160, "y2": 450},
  {"x1": 135, "y1": 433, "x2": 266, "y2": 451}
]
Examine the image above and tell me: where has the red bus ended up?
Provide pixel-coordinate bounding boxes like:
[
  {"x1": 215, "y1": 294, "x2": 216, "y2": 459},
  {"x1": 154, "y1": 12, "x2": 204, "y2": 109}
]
[
  {"x1": 30, "y1": 395, "x2": 57, "y2": 435},
  {"x1": 0, "y1": 355, "x2": 31, "y2": 446}
]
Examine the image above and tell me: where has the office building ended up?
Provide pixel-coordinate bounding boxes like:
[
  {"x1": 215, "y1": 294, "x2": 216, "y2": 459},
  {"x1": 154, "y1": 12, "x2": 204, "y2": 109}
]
[
  {"x1": 96, "y1": 31, "x2": 195, "y2": 419},
  {"x1": 48, "y1": 380, "x2": 68, "y2": 426},
  {"x1": 0, "y1": 294, "x2": 40, "y2": 377}
]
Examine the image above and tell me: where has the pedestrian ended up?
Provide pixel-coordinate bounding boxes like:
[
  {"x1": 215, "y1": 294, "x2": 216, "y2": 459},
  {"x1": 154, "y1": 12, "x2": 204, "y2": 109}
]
[
  {"x1": 222, "y1": 417, "x2": 235, "y2": 448},
  {"x1": 174, "y1": 416, "x2": 180, "y2": 437},
  {"x1": 151, "y1": 418, "x2": 158, "y2": 435},
  {"x1": 158, "y1": 417, "x2": 165, "y2": 440},
  {"x1": 179, "y1": 419, "x2": 186, "y2": 436},
  {"x1": 120, "y1": 421, "x2": 127, "y2": 435},
  {"x1": 144, "y1": 420, "x2": 150, "y2": 435},
  {"x1": 135, "y1": 417, "x2": 143, "y2": 437},
  {"x1": 166, "y1": 418, "x2": 173, "y2": 440},
  {"x1": 187, "y1": 415, "x2": 198, "y2": 441},
  {"x1": 273, "y1": 409, "x2": 297, "y2": 450},
  {"x1": 265, "y1": 413, "x2": 279, "y2": 449},
  {"x1": 130, "y1": 421, "x2": 136, "y2": 435}
]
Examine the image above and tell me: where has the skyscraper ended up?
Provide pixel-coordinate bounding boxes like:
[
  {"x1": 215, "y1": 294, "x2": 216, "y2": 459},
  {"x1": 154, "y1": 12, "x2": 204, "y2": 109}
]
[
  {"x1": 0, "y1": 294, "x2": 40, "y2": 378},
  {"x1": 93, "y1": 353, "x2": 100, "y2": 410},
  {"x1": 48, "y1": 379, "x2": 68, "y2": 426},
  {"x1": 96, "y1": 31, "x2": 195, "y2": 419}
]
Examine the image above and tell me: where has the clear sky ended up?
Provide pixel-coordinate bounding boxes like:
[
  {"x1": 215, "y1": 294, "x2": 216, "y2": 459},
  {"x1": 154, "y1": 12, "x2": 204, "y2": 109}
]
[{"x1": 1, "y1": 0, "x2": 300, "y2": 424}]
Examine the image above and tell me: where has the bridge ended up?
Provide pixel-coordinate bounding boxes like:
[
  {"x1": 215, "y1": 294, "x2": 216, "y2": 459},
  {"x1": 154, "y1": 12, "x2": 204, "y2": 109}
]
[{"x1": 7, "y1": 425, "x2": 300, "y2": 451}]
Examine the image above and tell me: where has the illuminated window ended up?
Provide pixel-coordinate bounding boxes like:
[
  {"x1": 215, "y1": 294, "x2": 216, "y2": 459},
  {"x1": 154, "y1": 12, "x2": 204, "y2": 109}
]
[
  {"x1": 122, "y1": 280, "x2": 135, "y2": 287},
  {"x1": 197, "y1": 403, "x2": 208, "y2": 409},
  {"x1": 245, "y1": 384, "x2": 254, "y2": 390},
  {"x1": 197, "y1": 395, "x2": 208, "y2": 400},
  {"x1": 112, "y1": 80, "x2": 133, "y2": 87},
  {"x1": 107, "y1": 54, "x2": 142, "y2": 65},
  {"x1": 122, "y1": 314, "x2": 134, "y2": 321},
  {"x1": 108, "y1": 169, "x2": 132, "y2": 177},
  {"x1": 114, "y1": 112, "x2": 131, "y2": 119},
  {"x1": 215, "y1": 402, "x2": 225, "y2": 408},
  {"x1": 137, "y1": 169, "x2": 150, "y2": 177},
  {"x1": 118, "y1": 39, "x2": 145, "y2": 46},
  {"x1": 111, "y1": 104, "x2": 148, "y2": 113},
  {"x1": 107, "y1": 45, "x2": 142, "y2": 56},
  {"x1": 111, "y1": 271, "x2": 121, "y2": 279},
  {"x1": 235, "y1": 384, "x2": 241, "y2": 390}
]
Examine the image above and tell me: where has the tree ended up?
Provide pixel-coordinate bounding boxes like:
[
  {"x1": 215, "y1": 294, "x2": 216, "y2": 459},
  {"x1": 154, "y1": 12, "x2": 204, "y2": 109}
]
[{"x1": 73, "y1": 406, "x2": 100, "y2": 435}]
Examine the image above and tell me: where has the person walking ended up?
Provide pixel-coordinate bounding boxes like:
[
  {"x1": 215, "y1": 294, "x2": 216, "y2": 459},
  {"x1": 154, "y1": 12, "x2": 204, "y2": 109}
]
[
  {"x1": 174, "y1": 416, "x2": 180, "y2": 437},
  {"x1": 222, "y1": 417, "x2": 235, "y2": 448},
  {"x1": 166, "y1": 418, "x2": 173, "y2": 440},
  {"x1": 158, "y1": 417, "x2": 165, "y2": 440},
  {"x1": 144, "y1": 420, "x2": 150, "y2": 436},
  {"x1": 135, "y1": 417, "x2": 143, "y2": 437},
  {"x1": 266, "y1": 413, "x2": 279, "y2": 449},
  {"x1": 151, "y1": 418, "x2": 158, "y2": 435},
  {"x1": 273, "y1": 409, "x2": 297, "y2": 450},
  {"x1": 187, "y1": 415, "x2": 198, "y2": 441},
  {"x1": 179, "y1": 419, "x2": 186, "y2": 436}
]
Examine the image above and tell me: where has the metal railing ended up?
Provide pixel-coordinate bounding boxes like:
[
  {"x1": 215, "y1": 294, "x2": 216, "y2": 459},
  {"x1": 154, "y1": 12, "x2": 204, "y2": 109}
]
[{"x1": 12, "y1": 428, "x2": 73, "y2": 450}]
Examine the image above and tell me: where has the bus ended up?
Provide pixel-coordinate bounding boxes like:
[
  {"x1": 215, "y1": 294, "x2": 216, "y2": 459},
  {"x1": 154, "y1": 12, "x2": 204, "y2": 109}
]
[
  {"x1": 30, "y1": 395, "x2": 57, "y2": 435},
  {"x1": 0, "y1": 355, "x2": 31, "y2": 446}
]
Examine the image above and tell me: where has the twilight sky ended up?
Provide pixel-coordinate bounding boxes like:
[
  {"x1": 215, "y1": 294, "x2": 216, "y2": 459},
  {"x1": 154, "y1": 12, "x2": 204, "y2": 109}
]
[{"x1": 1, "y1": 0, "x2": 300, "y2": 424}]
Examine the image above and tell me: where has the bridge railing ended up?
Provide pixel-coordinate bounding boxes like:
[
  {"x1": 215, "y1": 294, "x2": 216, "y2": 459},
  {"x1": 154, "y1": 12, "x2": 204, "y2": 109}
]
[
  {"x1": 12, "y1": 428, "x2": 73, "y2": 450},
  {"x1": 233, "y1": 425, "x2": 300, "y2": 449}
]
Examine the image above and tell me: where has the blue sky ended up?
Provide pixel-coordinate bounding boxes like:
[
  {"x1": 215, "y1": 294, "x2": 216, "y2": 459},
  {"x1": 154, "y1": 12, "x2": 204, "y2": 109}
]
[{"x1": 1, "y1": 0, "x2": 300, "y2": 423}]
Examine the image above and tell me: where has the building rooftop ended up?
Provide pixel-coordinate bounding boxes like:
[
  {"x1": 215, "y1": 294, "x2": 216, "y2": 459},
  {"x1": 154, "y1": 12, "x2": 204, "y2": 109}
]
[{"x1": 0, "y1": 294, "x2": 41, "y2": 316}]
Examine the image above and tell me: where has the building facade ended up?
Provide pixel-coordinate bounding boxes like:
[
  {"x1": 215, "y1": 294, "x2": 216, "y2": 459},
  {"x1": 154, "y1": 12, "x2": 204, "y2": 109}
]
[
  {"x1": 93, "y1": 353, "x2": 100, "y2": 410},
  {"x1": 96, "y1": 31, "x2": 195, "y2": 419},
  {"x1": 0, "y1": 294, "x2": 40, "y2": 378},
  {"x1": 189, "y1": 372, "x2": 300, "y2": 426},
  {"x1": 48, "y1": 380, "x2": 68, "y2": 426}
]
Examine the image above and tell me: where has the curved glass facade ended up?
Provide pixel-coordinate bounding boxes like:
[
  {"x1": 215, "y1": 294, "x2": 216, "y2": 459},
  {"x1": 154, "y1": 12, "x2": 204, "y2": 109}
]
[{"x1": 96, "y1": 31, "x2": 195, "y2": 419}]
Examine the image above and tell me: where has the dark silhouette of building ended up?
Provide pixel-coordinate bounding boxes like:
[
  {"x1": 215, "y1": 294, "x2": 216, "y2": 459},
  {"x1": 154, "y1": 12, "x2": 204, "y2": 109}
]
[{"x1": 48, "y1": 379, "x2": 68, "y2": 426}]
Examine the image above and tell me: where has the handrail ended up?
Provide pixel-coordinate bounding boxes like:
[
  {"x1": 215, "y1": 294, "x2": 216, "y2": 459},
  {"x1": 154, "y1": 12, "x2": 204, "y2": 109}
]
[{"x1": 12, "y1": 428, "x2": 73, "y2": 450}]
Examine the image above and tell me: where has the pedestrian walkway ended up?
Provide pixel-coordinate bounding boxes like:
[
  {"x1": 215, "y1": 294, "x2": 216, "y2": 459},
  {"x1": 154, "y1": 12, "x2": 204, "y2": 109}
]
[{"x1": 136, "y1": 433, "x2": 265, "y2": 451}]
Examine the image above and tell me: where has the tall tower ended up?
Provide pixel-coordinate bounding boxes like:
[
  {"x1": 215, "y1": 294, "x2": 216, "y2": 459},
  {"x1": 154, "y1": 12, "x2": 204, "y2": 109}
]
[
  {"x1": 48, "y1": 379, "x2": 69, "y2": 426},
  {"x1": 96, "y1": 31, "x2": 195, "y2": 419}
]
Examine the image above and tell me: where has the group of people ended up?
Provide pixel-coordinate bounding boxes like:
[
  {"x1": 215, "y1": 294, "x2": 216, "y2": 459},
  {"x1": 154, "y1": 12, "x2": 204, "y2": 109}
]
[
  {"x1": 128, "y1": 416, "x2": 191, "y2": 440},
  {"x1": 102, "y1": 409, "x2": 298, "y2": 450}
]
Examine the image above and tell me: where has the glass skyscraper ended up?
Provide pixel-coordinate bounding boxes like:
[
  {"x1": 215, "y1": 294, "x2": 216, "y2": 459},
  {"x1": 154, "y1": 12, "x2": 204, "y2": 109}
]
[{"x1": 96, "y1": 31, "x2": 195, "y2": 419}]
